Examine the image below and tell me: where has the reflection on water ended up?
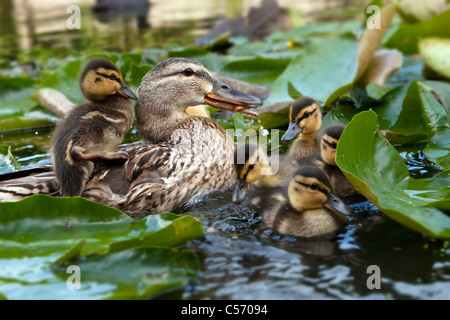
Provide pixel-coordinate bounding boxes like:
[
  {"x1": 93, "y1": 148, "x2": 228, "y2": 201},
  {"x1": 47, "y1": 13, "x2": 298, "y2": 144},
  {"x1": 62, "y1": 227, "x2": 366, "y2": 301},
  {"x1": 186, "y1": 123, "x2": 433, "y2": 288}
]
[
  {"x1": 2, "y1": 128, "x2": 450, "y2": 300},
  {"x1": 1, "y1": 0, "x2": 368, "y2": 67},
  {"x1": 183, "y1": 194, "x2": 450, "y2": 300}
]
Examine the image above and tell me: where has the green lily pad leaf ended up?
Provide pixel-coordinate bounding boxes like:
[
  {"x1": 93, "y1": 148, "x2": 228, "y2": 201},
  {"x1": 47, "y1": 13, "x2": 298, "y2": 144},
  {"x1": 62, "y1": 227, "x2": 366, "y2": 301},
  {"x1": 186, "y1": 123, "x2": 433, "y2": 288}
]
[
  {"x1": 419, "y1": 37, "x2": 450, "y2": 80},
  {"x1": 233, "y1": 112, "x2": 246, "y2": 132},
  {"x1": 336, "y1": 110, "x2": 450, "y2": 239},
  {"x1": 263, "y1": 34, "x2": 359, "y2": 107},
  {"x1": 0, "y1": 116, "x2": 55, "y2": 133},
  {"x1": 421, "y1": 80, "x2": 450, "y2": 117},
  {"x1": 220, "y1": 57, "x2": 291, "y2": 87},
  {"x1": 0, "y1": 195, "x2": 203, "y2": 299},
  {"x1": 385, "y1": 10, "x2": 450, "y2": 55},
  {"x1": 390, "y1": 80, "x2": 449, "y2": 138},
  {"x1": 2, "y1": 247, "x2": 199, "y2": 300},
  {"x1": 0, "y1": 195, "x2": 204, "y2": 259},
  {"x1": 424, "y1": 130, "x2": 450, "y2": 170},
  {"x1": 0, "y1": 77, "x2": 37, "y2": 119},
  {"x1": 0, "y1": 145, "x2": 21, "y2": 174}
]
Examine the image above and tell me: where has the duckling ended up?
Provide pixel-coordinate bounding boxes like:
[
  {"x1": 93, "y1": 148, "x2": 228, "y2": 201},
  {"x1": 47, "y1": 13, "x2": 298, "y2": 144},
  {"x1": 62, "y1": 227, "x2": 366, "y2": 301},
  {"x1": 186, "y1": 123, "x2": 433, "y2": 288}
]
[
  {"x1": 282, "y1": 97, "x2": 322, "y2": 159},
  {"x1": 0, "y1": 58, "x2": 261, "y2": 213},
  {"x1": 51, "y1": 58, "x2": 137, "y2": 197},
  {"x1": 316, "y1": 124, "x2": 358, "y2": 198},
  {"x1": 255, "y1": 166, "x2": 351, "y2": 238},
  {"x1": 232, "y1": 142, "x2": 297, "y2": 204}
]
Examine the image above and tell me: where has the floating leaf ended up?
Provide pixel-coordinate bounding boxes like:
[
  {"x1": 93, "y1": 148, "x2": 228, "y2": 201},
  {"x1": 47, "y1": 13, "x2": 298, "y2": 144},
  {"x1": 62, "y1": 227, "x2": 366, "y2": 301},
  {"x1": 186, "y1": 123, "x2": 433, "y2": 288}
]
[
  {"x1": 0, "y1": 77, "x2": 37, "y2": 118},
  {"x1": 1, "y1": 247, "x2": 199, "y2": 300},
  {"x1": 0, "y1": 195, "x2": 204, "y2": 299},
  {"x1": 220, "y1": 57, "x2": 290, "y2": 86},
  {"x1": 385, "y1": 10, "x2": 450, "y2": 54},
  {"x1": 336, "y1": 110, "x2": 450, "y2": 239},
  {"x1": 419, "y1": 37, "x2": 450, "y2": 80},
  {"x1": 263, "y1": 34, "x2": 359, "y2": 107}
]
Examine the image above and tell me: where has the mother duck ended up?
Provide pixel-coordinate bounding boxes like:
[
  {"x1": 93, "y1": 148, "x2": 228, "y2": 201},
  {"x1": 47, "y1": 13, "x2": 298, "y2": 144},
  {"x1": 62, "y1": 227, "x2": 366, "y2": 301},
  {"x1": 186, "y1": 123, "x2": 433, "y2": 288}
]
[{"x1": 0, "y1": 58, "x2": 261, "y2": 217}]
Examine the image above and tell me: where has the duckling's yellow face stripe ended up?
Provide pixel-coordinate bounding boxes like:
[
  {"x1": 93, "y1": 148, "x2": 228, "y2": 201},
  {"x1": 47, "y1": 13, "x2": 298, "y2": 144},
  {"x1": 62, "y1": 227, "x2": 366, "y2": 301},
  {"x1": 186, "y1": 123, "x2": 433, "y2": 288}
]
[
  {"x1": 82, "y1": 68, "x2": 123, "y2": 101},
  {"x1": 293, "y1": 103, "x2": 322, "y2": 135},
  {"x1": 287, "y1": 175, "x2": 330, "y2": 211},
  {"x1": 321, "y1": 134, "x2": 338, "y2": 166}
]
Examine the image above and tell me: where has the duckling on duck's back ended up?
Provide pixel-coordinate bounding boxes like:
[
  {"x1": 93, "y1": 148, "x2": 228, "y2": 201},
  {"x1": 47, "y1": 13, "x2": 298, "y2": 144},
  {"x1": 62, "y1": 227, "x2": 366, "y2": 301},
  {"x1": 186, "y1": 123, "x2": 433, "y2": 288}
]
[
  {"x1": 0, "y1": 58, "x2": 261, "y2": 214},
  {"x1": 282, "y1": 97, "x2": 322, "y2": 159},
  {"x1": 256, "y1": 166, "x2": 351, "y2": 238},
  {"x1": 85, "y1": 58, "x2": 262, "y2": 214},
  {"x1": 51, "y1": 58, "x2": 136, "y2": 197}
]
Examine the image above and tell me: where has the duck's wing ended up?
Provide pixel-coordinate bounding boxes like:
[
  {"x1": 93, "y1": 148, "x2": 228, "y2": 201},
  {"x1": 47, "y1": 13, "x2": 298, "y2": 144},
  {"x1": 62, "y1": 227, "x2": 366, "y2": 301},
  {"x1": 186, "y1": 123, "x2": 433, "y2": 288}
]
[{"x1": 0, "y1": 164, "x2": 59, "y2": 202}]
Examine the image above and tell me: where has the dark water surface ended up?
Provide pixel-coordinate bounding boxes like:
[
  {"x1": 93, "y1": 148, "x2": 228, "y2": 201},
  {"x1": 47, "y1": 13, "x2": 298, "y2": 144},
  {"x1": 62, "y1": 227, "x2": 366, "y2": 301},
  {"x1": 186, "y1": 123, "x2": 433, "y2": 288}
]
[{"x1": 3, "y1": 130, "x2": 450, "y2": 300}]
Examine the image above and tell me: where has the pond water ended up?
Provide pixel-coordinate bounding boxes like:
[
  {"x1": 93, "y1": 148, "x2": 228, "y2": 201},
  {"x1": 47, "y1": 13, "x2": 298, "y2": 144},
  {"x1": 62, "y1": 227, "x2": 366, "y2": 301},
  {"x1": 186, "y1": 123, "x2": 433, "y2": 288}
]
[
  {"x1": 1, "y1": 0, "x2": 449, "y2": 300},
  {"x1": 2, "y1": 126, "x2": 449, "y2": 300}
]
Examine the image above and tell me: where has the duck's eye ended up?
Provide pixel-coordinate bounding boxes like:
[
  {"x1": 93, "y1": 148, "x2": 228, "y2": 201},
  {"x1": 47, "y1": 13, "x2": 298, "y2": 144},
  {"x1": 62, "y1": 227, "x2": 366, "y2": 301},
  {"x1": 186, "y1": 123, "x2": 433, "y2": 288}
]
[
  {"x1": 331, "y1": 142, "x2": 337, "y2": 149},
  {"x1": 248, "y1": 164, "x2": 255, "y2": 171},
  {"x1": 309, "y1": 183, "x2": 318, "y2": 190},
  {"x1": 303, "y1": 111, "x2": 310, "y2": 118},
  {"x1": 183, "y1": 68, "x2": 194, "y2": 77},
  {"x1": 108, "y1": 74, "x2": 117, "y2": 81}
]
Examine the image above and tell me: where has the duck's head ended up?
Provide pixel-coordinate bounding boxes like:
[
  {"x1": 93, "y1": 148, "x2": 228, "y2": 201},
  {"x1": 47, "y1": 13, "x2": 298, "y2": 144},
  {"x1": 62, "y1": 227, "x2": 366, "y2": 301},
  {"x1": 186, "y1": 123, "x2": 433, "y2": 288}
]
[
  {"x1": 281, "y1": 97, "x2": 322, "y2": 142},
  {"x1": 232, "y1": 142, "x2": 270, "y2": 204},
  {"x1": 79, "y1": 58, "x2": 137, "y2": 102},
  {"x1": 136, "y1": 58, "x2": 261, "y2": 117},
  {"x1": 319, "y1": 124, "x2": 345, "y2": 166},
  {"x1": 287, "y1": 166, "x2": 351, "y2": 216}
]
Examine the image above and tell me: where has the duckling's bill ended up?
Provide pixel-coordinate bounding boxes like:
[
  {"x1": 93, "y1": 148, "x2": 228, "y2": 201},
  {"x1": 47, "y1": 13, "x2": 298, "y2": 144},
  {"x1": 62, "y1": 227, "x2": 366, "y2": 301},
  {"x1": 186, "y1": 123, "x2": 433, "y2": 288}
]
[
  {"x1": 324, "y1": 193, "x2": 352, "y2": 217},
  {"x1": 204, "y1": 78, "x2": 261, "y2": 117},
  {"x1": 232, "y1": 178, "x2": 248, "y2": 204},
  {"x1": 282, "y1": 122, "x2": 302, "y2": 142},
  {"x1": 116, "y1": 82, "x2": 137, "y2": 100}
]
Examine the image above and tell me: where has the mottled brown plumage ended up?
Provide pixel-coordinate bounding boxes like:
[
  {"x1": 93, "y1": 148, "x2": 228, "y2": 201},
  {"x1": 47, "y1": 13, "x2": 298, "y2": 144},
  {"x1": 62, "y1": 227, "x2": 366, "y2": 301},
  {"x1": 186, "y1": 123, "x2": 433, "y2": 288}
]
[
  {"x1": 81, "y1": 58, "x2": 261, "y2": 215},
  {"x1": 0, "y1": 58, "x2": 261, "y2": 214},
  {"x1": 51, "y1": 58, "x2": 136, "y2": 196}
]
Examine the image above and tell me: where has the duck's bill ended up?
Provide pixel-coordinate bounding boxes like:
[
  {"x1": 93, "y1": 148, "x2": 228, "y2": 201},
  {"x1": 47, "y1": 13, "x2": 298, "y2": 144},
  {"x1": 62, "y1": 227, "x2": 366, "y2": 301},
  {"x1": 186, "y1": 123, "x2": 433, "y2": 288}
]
[
  {"x1": 232, "y1": 179, "x2": 248, "y2": 204},
  {"x1": 281, "y1": 122, "x2": 302, "y2": 142},
  {"x1": 324, "y1": 194, "x2": 352, "y2": 217},
  {"x1": 204, "y1": 80, "x2": 261, "y2": 117},
  {"x1": 117, "y1": 82, "x2": 137, "y2": 100}
]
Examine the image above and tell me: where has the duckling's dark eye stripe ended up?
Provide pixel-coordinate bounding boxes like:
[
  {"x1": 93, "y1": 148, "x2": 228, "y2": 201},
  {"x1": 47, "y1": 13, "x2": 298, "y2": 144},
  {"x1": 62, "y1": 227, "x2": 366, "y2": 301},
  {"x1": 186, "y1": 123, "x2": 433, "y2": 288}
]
[
  {"x1": 323, "y1": 138, "x2": 337, "y2": 149},
  {"x1": 96, "y1": 72, "x2": 121, "y2": 83},
  {"x1": 298, "y1": 107, "x2": 317, "y2": 122},
  {"x1": 295, "y1": 181, "x2": 327, "y2": 194}
]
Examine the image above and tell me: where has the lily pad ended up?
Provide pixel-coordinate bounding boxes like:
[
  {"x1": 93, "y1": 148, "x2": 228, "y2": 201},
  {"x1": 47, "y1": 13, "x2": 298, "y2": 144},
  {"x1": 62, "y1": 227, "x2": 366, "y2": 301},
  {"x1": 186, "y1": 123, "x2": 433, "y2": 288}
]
[
  {"x1": 0, "y1": 77, "x2": 37, "y2": 118},
  {"x1": 419, "y1": 37, "x2": 450, "y2": 80},
  {"x1": 336, "y1": 110, "x2": 450, "y2": 239},
  {"x1": 0, "y1": 195, "x2": 204, "y2": 299},
  {"x1": 263, "y1": 34, "x2": 359, "y2": 107},
  {"x1": 385, "y1": 10, "x2": 450, "y2": 54},
  {"x1": 1, "y1": 247, "x2": 199, "y2": 300}
]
